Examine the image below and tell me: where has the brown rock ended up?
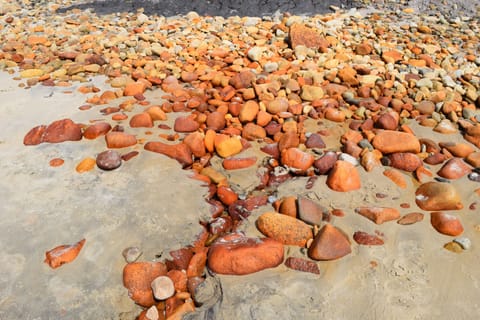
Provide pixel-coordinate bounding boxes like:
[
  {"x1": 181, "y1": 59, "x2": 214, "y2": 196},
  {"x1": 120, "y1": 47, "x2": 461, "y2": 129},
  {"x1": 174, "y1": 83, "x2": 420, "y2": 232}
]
[
  {"x1": 353, "y1": 231, "x2": 384, "y2": 245},
  {"x1": 326, "y1": 160, "x2": 361, "y2": 192},
  {"x1": 123, "y1": 261, "x2": 168, "y2": 307},
  {"x1": 307, "y1": 224, "x2": 351, "y2": 261},
  {"x1": 415, "y1": 182, "x2": 463, "y2": 211},
  {"x1": 222, "y1": 156, "x2": 257, "y2": 170},
  {"x1": 314, "y1": 151, "x2": 337, "y2": 174},
  {"x1": 415, "y1": 101, "x2": 435, "y2": 115},
  {"x1": 105, "y1": 132, "x2": 137, "y2": 148},
  {"x1": 305, "y1": 133, "x2": 326, "y2": 149},
  {"x1": 184, "y1": 132, "x2": 206, "y2": 158},
  {"x1": 24, "y1": 125, "x2": 47, "y2": 145},
  {"x1": 186, "y1": 248, "x2": 208, "y2": 278},
  {"x1": 206, "y1": 112, "x2": 226, "y2": 131},
  {"x1": 356, "y1": 42, "x2": 373, "y2": 55},
  {"x1": 297, "y1": 197, "x2": 327, "y2": 226},
  {"x1": 375, "y1": 111, "x2": 399, "y2": 130},
  {"x1": 278, "y1": 196, "x2": 297, "y2": 218},
  {"x1": 130, "y1": 112, "x2": 153, "y2": 128},
  {"x1": 424, "y1": 152, "x2": 446, "y2": 165},
  {"x1": 144, "y1": 142, "x2": 193, "y2": 167},
  {"x1": 397, "y1": 212, "x2": 424, "y2": 225},
  {"x1": 49, "y1": 158, "x2": 64, "y2": 167},
  {"x1": 207, "y1": 233, "x2": 284, "y2": 275},
  {"x1": 437, "y1": 158, "x2": 471, "y2": 180},
  {"x1": 266, "y1": 97, "x2": 289, "y2": 114},
  {"x1": 42, "y1": 119, "x2": 82, "y2": 143},
  {"x1": 356, "y1": 207, "x2": 400, "y2": 224},
  {"x1": 289, "y1": 23, "x2": 329, "y2": 49},
  {"x1": 382, "y1": 50, "x2": 403, "y2": 63},
  {"x1": 229, "y1": 70, "x2": 255, "y2": 89},
  {"x1": 430, "y1": 211, "x2": 464, "y2": 236},
  {"x1": 83, "y1": 122, "x2": 111, "y2": 139},
  {"x1": 256, "y1": 212, "x2": 313, "y2": 246},
  {"x1": 284, "y1": 257, "x2": 320, "y2": 274},
  {"x1": 387, "y1": 153, "x2": 422, "y2": 172},
  {"x1": 281, "y1": 148, "x2": 314, "y2": 171},
  {"x1": 174, "y1": 115, "x2": 199, "y2": 133},
  {"x1": 166, "y1": 247, "x2": 193, "y2": 271},
  {"x1": 146, "y1": 105, "x2": 167, "y2": 121},
  {"x1": 96, "y1": 150, "x2": 122, "y2": 170},
  {"x1": 242, "y1": 123, "x2": 266, "y2": 140},
  {"x1": 372, "y1": 130, "x2": 420, "y2": 154}
]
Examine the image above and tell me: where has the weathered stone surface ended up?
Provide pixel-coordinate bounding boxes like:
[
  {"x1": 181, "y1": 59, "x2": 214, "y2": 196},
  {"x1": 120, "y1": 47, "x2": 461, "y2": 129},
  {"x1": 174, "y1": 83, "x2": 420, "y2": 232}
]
[
  {"x1": 355, "y1": 207, "x2": 400, "y2": 224},
  {"x1": 431, "y1": 212, "x2": 464, "y2": 236},
  {"x1": 326, "y1": 160, "x2": 361, "y2": 191},
  {"x1": 289, "y1": 23, "x2": 329, "y2": 49},
  {"x1": 353, "y1": 231, "x2": 384, "y2": 245},
  {"x1": 215, "y1": 136, "x2": 243, "y2": 158},
  {"x1": 372, "y1": 130, "x2": 420, "y2": 154},
  {"x1": 174, "y1": 115, "x2": 200, "y2": 133},
  {"x1": 284, "y1": 257, "x2": 320, "y2": 274},
  {"x1": 314, "y1": 151, "x2": 337, "y2": 174},
  {"x1": 308, "y1": 224, "x2": 351, "y2": 261},
  {"x1": 281, "y1": 148, "x2": 314, "y2": 171},
  {"x1": 415, "y1": 182, "x2": 463, "y2": 211},
  {"x1": 42, "y1": 119, "x2": 82, "y2": 143},
  {"x1": 437, "y1": 158, "x2": 472, "y2": 180},
  {"x1": 397, "y1": 212, "x2": 424, "y2": 225},
  {"x1": 297, "y1": 197, "x2": 326, "y2": 226},
  {"x1": 256, "y1": 212, "x2": 313, "y2": 247},
  {"x1": 83, "y1": 122, "x2": 111, "y2": 139},
  {"x1": 130, "y1": 112, "x2": 153, "y2": 128},
  {"x1": 144, "y1": 141, "x2": 193, "y2": 167},
  {"x1": 387, "y1": 153, "x2": 422, "y2": 172},
  {"x1": 105, "y1": 132, "x2": 137, "y2": 148},
  {"x1": 123, "y1": 262, "x2": 168, "y2": 307}
]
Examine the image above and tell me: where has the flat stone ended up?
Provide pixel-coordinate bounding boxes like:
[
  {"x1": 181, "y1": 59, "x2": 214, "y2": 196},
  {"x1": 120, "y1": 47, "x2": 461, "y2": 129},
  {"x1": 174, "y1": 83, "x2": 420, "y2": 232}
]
[
  {"x1": 308, "y1": 224, "x2": 351, "y2": 261},
  {"x1": 415, "y1": 182, "x2": 463, "y2": 211}
]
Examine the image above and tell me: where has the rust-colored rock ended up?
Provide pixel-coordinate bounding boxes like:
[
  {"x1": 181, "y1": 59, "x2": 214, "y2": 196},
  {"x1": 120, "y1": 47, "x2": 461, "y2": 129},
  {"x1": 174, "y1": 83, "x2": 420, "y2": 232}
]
[
  {"x1": 326, "y1": 160, "x2": 361, "y2": 192},
  {"x1": 146, "y1": 105, "x2": 167, "y2": 121},
  {"x1": 183, "y1": 132, "x2": 206, "y2": 158},
  {"x1": 278, "y1": 131, "x2": 300, "y2": 152},
  {"x1": 124, "y1": 82, "x2": 146, "y2": 96},
  {"x1": 284, "y1": 257, "x2": 320, "y2": 274},
  {"x1": 42, "y1": 119, "x2": 82, "y2": 143},
  {"x1": 174, "y1": 115, "x2": 199, "y2": 133},
  {"x1": 353, "y1": 231, "x2": 384, "y2": 245},
  {"x1": 83, "y1": 122, "x2": 111, "y2": 139},
  {"x1": 49, "y1": 158, "x2": 64, "y2": 167},
  {"x1": 437, "y1": 158, "x2": 472, "y2": 180},
  {"x1": 242, "y1": 123, "x2": 266, "y2": 141},
  {"x1": 305, "y1": 133, "x2": 326, "y2": 149},
  {"x1": 144, "y1": 141, "x2": 193, "y2": 167},
  {"x1": 167, "y1": 270, "x2": 188, "y2": 293},
  {"x1": 222, "y1": 156, "x2": 257, "y2": 170},
  {"x1": 239, "y1": 100, "x2": 259, "y2": 122},
  {"x1": 281, "y1": 148, "x2": 314, "y2": 171},
  {"x1": 44, "y1": 238, "x2": 86, "y2": 269},
  {"x1": 186, "y1": 248, "x2": 208, "y2": 278},
  {"x1": 439, "y1": 142, "x2": 474, "y2": 158},
  {"x1": 372, "y1": 130, "x2": 420, "y2": 154},
  {"x1": 307, "y1": 224, "x2": 351, "y2": 261},
  {"x1": 76, "y1": 157, "x2": 96, "y2": 173},
  {"x1": 207, "y1": 233, "x2": 284, "y2": 275},
  {"x1": 206, "y1": 111, "x2": 226, "y2": 131},
  {"x1": 289, "y1": 23, "x2": 329, "y2": 49},
  {"x1": 123, "y1": 261, "x2": 168, "y2": 307},
  {"x1": 430, "y1": 211, "x2": 464, "y2": 236},
  {"x1": 130, "y1": 112, "x2": 153, "y2": 128},
  {"x1": 355, "y1": 207, "x2": 400, "y2": 224},
  {"x1": 297, "y1": 197, "x2": 327, "y2": 226},
  {"x1": 415, "y1": 182, "x2": 463, "y2": 211},
  {"x1": 314, "y1": 151, "x2": 337, "y2": 174},
  {"x1": 397, "y1": 212, "x2": 424, "y2": 225},
  {"x1": 24, "y1": 125, "x2": 47, "y2": 145},
  {"x1": 387, "y1": 153, "x2": 422, "y2": 172},
  {"x1": 383, "y1": 169, "x2": 407, "y2": 188},
  {"x1": 256, "y1": 212, "x2": 313, "y2": 246},
  {"x1": 229, "y1": 70, "x2": 255, "y2": 89},
  {"x1": 217, "y1": 185, "x2": 238, "y2": 206},
  {"x1": 105, "y1": 132, "x2": 137, "y2": 148},
  {"x1": 278, "y1": 196, "x2": 297, "y2": 218}
]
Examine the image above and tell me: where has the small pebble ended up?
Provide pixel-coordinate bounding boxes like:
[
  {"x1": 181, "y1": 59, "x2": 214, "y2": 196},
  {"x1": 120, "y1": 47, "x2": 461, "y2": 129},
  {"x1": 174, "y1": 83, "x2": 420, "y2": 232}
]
[
  {"x1": 453, "y1": 237, "x2": 471, "y2": 250},
  {"x1": 122, "y1": 247, "x2": 143, "y2": 263},
  {"x1": 151, "y1": 276, "x2": 175, "y2": 300}
]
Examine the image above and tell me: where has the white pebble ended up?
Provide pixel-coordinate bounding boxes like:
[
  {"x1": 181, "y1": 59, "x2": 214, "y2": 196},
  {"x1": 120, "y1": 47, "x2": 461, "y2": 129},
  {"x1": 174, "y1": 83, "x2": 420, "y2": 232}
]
[{"x1": 151, "y1": 276, "x2": 175, "y2": 300}]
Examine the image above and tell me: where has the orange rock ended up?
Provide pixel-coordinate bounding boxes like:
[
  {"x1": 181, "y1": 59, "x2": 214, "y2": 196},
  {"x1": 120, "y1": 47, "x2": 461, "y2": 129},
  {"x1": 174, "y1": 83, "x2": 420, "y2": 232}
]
[
  {"x1": 372, "y1": 130, "x2": 420, "y2": 154},
  {"x1": 229, "y1": 70, "x2": 255, "y2": 89},
  {"x1": 174, "y1": 115, "x2": 199, "y2": 133},
  {"x1": 439, "y1": 142, "x2": 474, "y2": 158},
  {"x1": 326, "y1": 160, "x2": 361, "y2": 192},
  {"x1": 430, "y1": 212, "x2": 464, "y2": 236},
  {"x1": 206, "y1": 111, "x2": 226, "y2": 131},
  {"x1": 297, "y1": 197, "x2": 327, "y2": 226},
  {"x1": 183, "y1": 132, "x2": 206, "y2": 158},
  {"x1": 207, "y1": 233, "x2": 284, "y2": 275},
  {"x1": 83, "y1": 122, "x2": 111, "y2": 139},
  {"x1": 242, "y1": 123, "x2": 266, "y2": 141},
  {"x1": 382, "y1": 50, "x2": 403, "y2": 63},
  {"x1": 124, "y1": 82, "x2": 147, "y2": 96},
  {"x1": 123, "y1": 262, "x2": 168, "y2": 307},
  {"x1": 44, "y1": 238, "x2": 86, "y2": 269},
  {"x1": 167, "y1": 270, "x2": 188, "y2": 293},
  {"x1": 437, "y1": 158, "x2": 472, "y2": 180},
  {"x1": 356, "y1": 42, "x2": 373, "y2": 55},
  {"x1": 239, "y1": 100, "x2": 259, "y2": 122},
  {"x1": 204, "y1": 129, "x2": 216, "y2": 153},
  {"x1": 375, "y1": 111, "x2": 399, "y2": 130},
  {"x1": 415, "y1": 182, "x2": 463, "y2": 211},
  {"x1": 146, "y1": 105, "x2": 167, "y2": 121},
  {"x1": 338, "y1": 67, "x2": 359, "y2": 86},
  {"x1": 278, "y1": 131, "x2": 300, "y2": 152},
  {"x1": 214, "y1": 135, "x2": 243, "y2": 158},
  {"x1": 24, "y1": 125, "x2": 47, "y2": 145},
  {"x1": 130, "y1": 112, "x2": 153, "y2": 128},
  {"x1": 383, "y1": 169, "x2": 407, "y2": 188},
  {"x1": 289, "y1": 23, "x2": 329, "y2": 49},
  {"x1": 387, "y1": 152, "x2": 422, "y2": 172},
  {"x1": 466, "y1": 152, "x2": 480, "y2": 167},
  {"x1": 307, "y1": 224, "x2": 351, "y2": 261},
  {"x1": 222, "y1": 156, "x2": 257, "y2": 170},
  {"x1": 105, "y1": 132, "x2": 137, "y2": 148},
  {"x1": 49, "y1": 158, "x2": 64, "y2": 167},
  {"x1": 165, "y1": 298, "x2": 195, "y2": 320},
  {"x1": 75, "y1": 157, "x2": 96, "y2": 173},
  {"x1": 144, "y1": 141, "x2": 193, "y2": 167},
  {"x1": 216, "y1": 185, "x2": 238, "y2": 206},
  {"x1": 397, "y1": 212, "x2": 424, "y2": 225},
  {"x1": 278, "y1": 196, "x2": 298, "y2": 218},
  {"x1": 42, "y1": 119, "x2": 82, "y2": 143},
  {"x1": 186, "y1": 248, "x2": 208, "y2": 278},
  {"x1": 256, "y1": 110, "x2": 272, "y2": 127},
  {"x1": 355, "y1": 207, "x2": 400, "y2": 224},
  {"x1": 281, "y1": 148, "x2": 314, "y2": 171},
  {"x1": 256, "y1": 212, "x2": 313, "y2": 246},
  {"x1": 353, "y1": 231, "x2": 384, "y2": 245}
]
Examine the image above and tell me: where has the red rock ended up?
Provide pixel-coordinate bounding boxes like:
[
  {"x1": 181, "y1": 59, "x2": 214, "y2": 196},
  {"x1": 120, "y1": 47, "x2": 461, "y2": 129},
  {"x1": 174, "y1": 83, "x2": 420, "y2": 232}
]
[
  {"x1": 207, "y1": 233, "x2": 284, "y2": 275},
  {"x1": 174, "y1": 115, "x2": 199, "y2": 133},
  {"x1": 144, "y1": 141, "x2": 193, "y2": 167},
  {"x1": 430, "y1": 212, "x2": 464, "y2": 236},
  {"x1": 229, "y1": 70, "x2": 255, "y2": 89},
  {"x1": 355, "y1": 207, "x2": 400, "y2": 224},
  {"x1": 437, "y1": 158, "x2": 472, "y2": 180},
  {"x1": 130, "y1": 112, "x2": 153, "y2": 128},
  {"x1": 124, "y1": 82, "x2": 147, "y2": 96},
  {"x1": 123, "y1": 262, "x2": 168, "y2": 307},
  {"x1": 289, "y1": 23, "x2": 329, "y2": 50},
  {"x1": 372, "y1": 130, "x2": 420, "y2": 154},
  {"x1": 284, "y1": 257, "x2": 320, "y2": 274},
  {"x1": 42, "y1": 119, "x2": 82, "y2": 143},
  {"x1": 281, "y1": 148, "x2": 314, "y2": 171},
  {"x1": 256, "y1": 212, "x2": 313, "y2": 246},
  {"x1": 44, "y1": 238, "x2": 86, "y2": 269},
  {"x1": 242, "y1": 123, "x2": 266, "y2": 141},
  {"x1": 424, "y1": 152, "x2": 446, "y2": 165},
  {"x1": 397, "y1": 212, "x2": 424, "y2": 225},
  {"x1": 375, "y1": 111, "x2": 399, "y2": 130},
  {"x1": 49, "y1": 158, "x2": 64, "y2": 167},
  {"x1": 305, "y1": 133, "x2": 326, "y2": 149},
  {"x1": 165, "y1": 247, "x2": 193, "y2": 271},
  {"x1": 83, "y1": 122, "x2": 111, "y2": 139},
  {"x1": 415, "y1": 182, "x2": 463, "y2": 211},
  {"x1": 326, "y1": 160, "x2": 361, "y2": 192},
  {"x1": 24, "y1": 125, "x2": 47, "y2": 145},
  {"x1": 353, "y1": 231, "x2": 384, "y2": 245},
  {"x1": 383, "y1": 169, "x2": 407, "y2": 188},
  {"x1": 206, "y1": 111, "x2": 226, "y2": 131},
  {"x1": 307, "y1": 224, "x2": 351, "y2": 261},
  {"x1": 216, "y1": 185, "x2": 238, "y2": 206},
  {"x1": 183, "y1": 132, "x2": 206, "y2": 158},
  {"x1": 313, "y1": 151, "x2": 337, "y2": 174},
  {"x1": 121, "y1": 151, "x2": 139, "y2": 161},
  {"x1": 186, "y1": 248, "x2": 208, "y2": 278},
  {"x1": 105, "y1": 132, "x2": 137, "y2": 148},
  {"x1": 222, "y1": 156, "x2": 257, "y2": 170},
  {"x1": 297, "y1": 197, "x2": 327, "y2": 226},
  {"x1": 387, "y1": 153, "x2": 422, "y2": 172}
]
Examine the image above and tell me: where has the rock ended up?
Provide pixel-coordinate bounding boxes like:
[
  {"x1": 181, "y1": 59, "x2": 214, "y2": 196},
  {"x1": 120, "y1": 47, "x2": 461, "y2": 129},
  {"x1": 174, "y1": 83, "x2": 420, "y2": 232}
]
[
  {"x1": 444, "y1": 241, "x2": 463, "y2": 253},
  {"x1": 353, "y1": 231, "x2": 384, "y2": 245},
  {"x1": 144, "y1": 142, "x2": 193, "y2": 167},
  {"x1": 247, "y1": 46, "x2": 263, "y2": 61},
  {"x1": 124, "y1": 82, "x2": 147, "y2": 96},
  {"x1": 372, "y1": 130, "x2": 420, "y2": 154},
  {"x1": 229, "y1": 70, "x2": 255, "y2": 89},
  {"x1": 215, "y1": 136, "x2": 243, "y2": 158},
  {"x1": 375, "y1": 111, "x2": 399, "y2": 130},
  {"x1": 278, "y1": 196, "x2": 297, "y2": 218},
  {"x1": 301, "y1": 85, "x2": 324, "y2": 101},
  {"x1": 186, "y1": 248, "x2": 208, "y2": 278},
  {"x1": 338, "y1": 67, "x2": 359, "y2": 86},
  {"x1": 439, "y1": 142, "x2": 474, "y2": 158},
  {"x1": 326, "y1": 160, "x2": 361, "y2": 192},
  {"x1": 453, "y1": 237, "x2": 471, "y2": 250},
  {"x1": 415, "y1": 101, "x2": 435, "y2": 115},
  {"x1": 397, "y1": 212, "x2": 424, "y2": 225},
  {"x1": 184, "y1": 132, "x2": 206, "y2": 158},
  {"x1": 207, "y1": 233, "x2": 284, "y2": 275},
  {"x1": 166, "y1": 248, "x2": 194, "y2": 271},
  {"x1": 387, "y1": 153, "x2": 422, "y2": 172},
  {"x1": 216, "y1": 186, "x2": 238, "y2": 206},
  {"x1": 437, "y1": 158, "x2": 471, "y2": 180},
  {"x1": 123, "y1": 262, "x2": 168, "y2": 307},
  {"x1": 122, "y1": 247, "x2": 142, "y2": 263},
  {"x1": 415, "y1": 182, "x2": 463, "y2": 211},
  {"x1": 307, "y1": 224, "x2": 351, "y2": 261},
  {"x1": 76, "y1": 157, "x2": 96, "y2": 173},
  {"x1": 206, "y1": 112, "x2": 226, "y2": 131},
  {"x1": 44, "y1": 238, "x2": 86, "y2": 269},
  {"x1": 256, "y1": 212, "x2": 313, "y2": 246},
  {"x1": 96, "y1": 150, "x2": 122, "y2": 170},
  {"x1": 466, "y1": 152, "x2": 480, "y2": 167},
  {"x1": 242, "y1": 123, "x2": 266, "y2": 140},
  {"x1": 356, "y1": 42, "x2": 373, "y2": 55},
  {"x1": 289, "y1": 23, "x2": 329, "y2": 49},
  {"x1": 105, "y1": 132, "x2": 137, "y2": 148},
  {"x1": 355, "y1": 207, "x2": 400, "y2": 224},
  {"x1": 424, "y1": 152, "x2": 446, "y2": 165},
  {"x1": 297, "y1": 197, "x2": 327, "y2": 226},
  {"x1": 434, "y1": 119, "x2": 457, "y2": 134},
  {"x1": 305, "y1": 133, "x2": 326, "y2": 149},
  {"x1": 41, "y1": 119, "x2": 82, "y2": 143},
  {"x1": 222, "y1": 156, "x2": 257, "y2": 170},
  {"x1": 130, "y1": 112, "x2": 153, "y2": 128},
  {"x1": 83, "y1": 122, "x2": 111, "y2": 139},
  {"x1": 151, "y1": 276, "x2": 175, "y2": 300},
  {"x1": 266, "y1": 97, "x2": 289, "y2": 114},
  {"x1": 382, "y1": 50, "x2": 403, "y2": 63},
  {"x1": 278, "y1": 131, "x2": 300, "y2": 152},
  {"x1": 24, "y1": 125, "x2": 47, "y2": 145},
  {"x1": 49, "y1": 158, "x2": 64, "y2": 167},
  {"x1": 383, "y1": 168, "x2": 407, "y2": 188},
  {"x1": 281, "y1": 148, "x2": 314, "y2": 171},
  {"x1": 314, "y1": 151, "x2": 337, "y2": 174},
  {"x1": 146, "y1": 106, "x2": 167, "y2": 121},
  {"x1": 284, "y1": 257, "x2": 320, "y2": 274},
  {"x1": 239, "y1": 100, "x2": 259, "y2": 123},
  {"x1": 430, "y1": 211, "x2": 464, "y2": 236},
  {"x1": 174, "y1": 115, "x2": 200, "y2": 133}
]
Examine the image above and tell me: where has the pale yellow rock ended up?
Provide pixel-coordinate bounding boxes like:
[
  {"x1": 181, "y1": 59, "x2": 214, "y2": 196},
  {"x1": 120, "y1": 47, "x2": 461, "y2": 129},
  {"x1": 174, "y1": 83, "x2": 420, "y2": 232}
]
[
  {"x1": 215, "y1": 137, "x2": 243, "y2": 158},
  {"x1": 20, "y1": 69, "x2": 44, "y2": 78},
  {"x1": 301, "y1": 85, "x2": 324, "y2": 101}
]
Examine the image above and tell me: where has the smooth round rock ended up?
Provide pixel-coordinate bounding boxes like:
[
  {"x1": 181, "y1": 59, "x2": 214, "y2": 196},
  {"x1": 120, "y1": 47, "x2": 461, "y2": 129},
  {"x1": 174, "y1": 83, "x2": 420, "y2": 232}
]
[
  {"x1": 151, "y1": 276, "x2": 175, "y2": 300},
  {"x1": 96, "y1": 150, "x2": 122, "y2": 170}
]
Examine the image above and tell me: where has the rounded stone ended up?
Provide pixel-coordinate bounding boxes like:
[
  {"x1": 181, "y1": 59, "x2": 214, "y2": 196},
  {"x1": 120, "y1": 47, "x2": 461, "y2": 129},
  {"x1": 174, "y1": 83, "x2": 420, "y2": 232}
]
[{"x1": 96, "y1": 150, "x2": 122, "y2": 170}]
